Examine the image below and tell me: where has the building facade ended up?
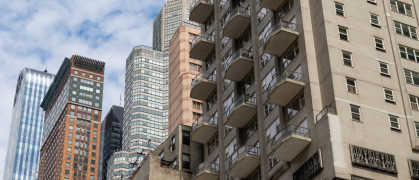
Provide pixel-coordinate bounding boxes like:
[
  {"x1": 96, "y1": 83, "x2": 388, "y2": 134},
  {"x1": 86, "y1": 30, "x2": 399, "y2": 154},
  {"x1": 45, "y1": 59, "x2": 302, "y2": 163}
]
[
  {"x1": 99, "y1": 105, "x2": 124, "y2": 180},
  {"x1": 168, "y1": 24, "x2": 203, "y2": 134},
  {"x1": 38, "y1": 55, "x2": 105, "y2": 180},
  {"x1": 3, "y1": 68, "x2": 54, "y2": 180},
  {"x1": 188, "y1": 0, "x2": 419, "y2": 179}
]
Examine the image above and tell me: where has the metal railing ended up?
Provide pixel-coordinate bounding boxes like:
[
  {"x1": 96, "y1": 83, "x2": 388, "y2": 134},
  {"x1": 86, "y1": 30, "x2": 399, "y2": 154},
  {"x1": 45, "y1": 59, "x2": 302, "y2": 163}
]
[
  {"x1": 262, "y1": 20, "x2": 297, "y2": 44},
  {"x1": 192, "y1": 162, "x2": 220, "y2": 178},
  {"x1": 224, "y1": 95, "x2": 256, "y2": 118},
  {"x1": 192, "y1": 115, "x2": 218, "y2": 132},
  {"x1": 266, "y1": 70, "x2": 303, "y2": 94},
  {"x1": 315, "y1": 106, "x2": 337, "y2": 122},
  {"x1": 222, "y1": 6, "x2": 250, "y2": 29},
  {"x1": 191, "y1": 0, "x2": 214, "y2": 10},
  {"x1": 191, "y1": 72, "x2": 216, "y2": 88},
  {"x1": 191, "y1": 33, "x2": 215, "y2": 49},
  {"x1": 161, "y1": 159, "x2": 177, "y2": 169},
  {"x1": 271, "y1": 125, "x2": 310, "y2": 149},
  {"x1": 223, "y1": 49, "x2": 253, "y2": 71},
  {"x1": 229, "y1": 146, "x2": 260, "y2": 166}
]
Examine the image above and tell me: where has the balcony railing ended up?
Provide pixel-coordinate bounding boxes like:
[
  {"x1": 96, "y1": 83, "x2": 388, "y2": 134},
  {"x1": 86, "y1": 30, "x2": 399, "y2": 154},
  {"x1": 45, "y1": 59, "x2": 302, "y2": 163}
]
[
  {"x1": 191, "y1": 72, "x2": 216, "y2": 88},
  {"x1": 191, "y1": 33, "x2": 215, "y2": 49},
  {"x1": 221, "y1": 6, "x2": 251, "y2": 39},
  {"x1": 223, "y1": 49, "x2": 254, "y2": 81},
  {"x1": 223, "y1": 49, "x2": 253, "y2": 70},
  {"x1": 315, "y1": 106, "x2": 337, "y2": 122},
  {"x1": 271, "y1": 125, "x2": 310, "y2": 149},
  {"x1": 191, "y1": 0, "x2": 214, "y2": 10},
  {"x1": 189, "y1": 0, "x2": 214, "y2": 24},
  {"x1": 267, "y1": 70, "x2": 303, "y2": 94},
  {"x1": 222, "y1": 7, "x2": 250, "y2": 29},
  {"x1": 190, "y1": 33, "x2": 215, "y2": 61},
  {"x1": 225, "y1": 96, "x2": 256, "y2": 118},
  {"x1": 229, "y1": 146, "x2": 260, "y2": 166},
  {"x1": 262, "y1": 21, "x2": 297, "y2": 45},
  {"x1": 192, "y1": 116, "x2": 218, "y2": 131},
  {"x1": 192, "y1": 162, "x2": 220, "y2": 178}
]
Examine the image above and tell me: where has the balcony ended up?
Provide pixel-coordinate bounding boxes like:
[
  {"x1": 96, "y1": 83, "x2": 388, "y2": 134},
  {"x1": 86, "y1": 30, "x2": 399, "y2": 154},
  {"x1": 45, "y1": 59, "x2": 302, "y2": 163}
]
[
  {"x1": 189, "y1": 0, "x2": 214, "y2": 24},
  {"x1": 191, "y1": 116, "x2": 218, "y2": 144},
  {"x1": 267, "y1": 70, "x2": 305, "y2": 107},
  {"x1": 222, "y1": 7, "x2": 251, "y2": 39},
  {"x1": 260, "y1": 0, "x2": 285, "y2": 11},
  {"x1": 190, "y1": 72, "x2": 216, "y2": 101},
  {"x1": 225, "y1": 96, "x2": 256, "y2": 128},
  {"x1": 262, "y1": 21, "x2": 299, "y2": 57},
  {"x1": 228, "y1": 146, "x2": 260, "y2": 178},
  {"x1": 271, "y1": 125, "x2": 310, "y2": 162},
  {"x1": 192, "y1": 162, "x2": 220, "y2": 180},
  {"x1": 223, "y1": 49, "x2": 253, "y2": 82},
  {"x1": 190, "y1": 33, "x2": 215, "y2": 61}
]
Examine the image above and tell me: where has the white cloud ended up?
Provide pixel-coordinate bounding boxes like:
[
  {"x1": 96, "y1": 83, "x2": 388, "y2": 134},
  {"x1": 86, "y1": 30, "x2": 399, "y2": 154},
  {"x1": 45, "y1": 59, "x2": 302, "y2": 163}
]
[{"x1": 0, "y1": 0, "x2": 164, "y2": 177}]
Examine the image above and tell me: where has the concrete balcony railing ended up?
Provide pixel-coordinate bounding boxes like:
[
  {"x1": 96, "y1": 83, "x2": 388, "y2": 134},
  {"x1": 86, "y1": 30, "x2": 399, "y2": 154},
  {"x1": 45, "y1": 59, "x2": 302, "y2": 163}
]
[
  {"x1": 191, "y1": 116, "x2": 218, "y2": 144},
  {"x1": 190, "y1": 72, "x2": 216, "y2": 101},
  {"x1": 267, "y1": 70, "x2": 305, "y2": 107},
  {"x1": 189, "y1": 0, "x2": 214, "y2": 24},
  {"x1": 224, "y1": 96, "x2": 256, "y2": 128},
  {"x1": 223, "y1": 49, "x2": 253, "y2": 82},
  {"x1": 228, "y1": 146, "x2": 260, "y2": 178},
  {"x1": 192, "y1": 162, "x2": 220, "y2": 180},
  {"x1": 190, "y1": 33, "x2": 215, "y2": 61},
  {"x1": 315, "y1": 106, "x2": 337, "y2": 122},
  {"x1": 222, "y1": 7, "x2": 251, "y2": 39},
  {"x1": 262, "y1": 21, "x2": 299, "y2": 57},
  {"x1": 271, "y1": 125, "x2": 311, "y2": 162},
  {"x1": 260, "y1": 0, "x2": 286, "y2": 11}
]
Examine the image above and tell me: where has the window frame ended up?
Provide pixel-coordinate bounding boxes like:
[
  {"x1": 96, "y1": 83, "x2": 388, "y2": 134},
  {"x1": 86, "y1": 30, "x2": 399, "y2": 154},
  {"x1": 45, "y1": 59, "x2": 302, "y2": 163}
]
[
  {"x1": 389, "y1": 115, "x2": 400, "y2": 130},
  {"x1": 383, "y1": 88, "x2": 395, "y2": 103},
  {"x1": 370, "y1": 13, "x2": 380, "y2": 27},
  {"x1": 374, "y1": 37, "x2": 385, "y2": 51},
  {"x1": 394, "y1": 21, "x2": 418, "y2": 39},
  {"x1": 346, "y1": 77, "x2": 357, "y2": 94},
  {"x1": 415, "y1": 122, "x2": 419, "y2": 137},
  {"x1": 378, "y1": 61, "x2": 390, "y2": 76},
  {"x1": 350, "y1": 104, "x2": 362, "y2": 122},
  {"x1": 342, "y1": 51, "x2": 353, "y2": 67},
  {"x1": 338, "y1": 26, "x2": 349, "y2": 41},
  {"x1": 390, "y1": 0, "x2": 413, "y2": 17},
  {"x1": 335, "y1": 2, "x2": 345, "y2": 17},
  {"x1": 409, "y1": 95, "x2": 419, "y2": 111}
]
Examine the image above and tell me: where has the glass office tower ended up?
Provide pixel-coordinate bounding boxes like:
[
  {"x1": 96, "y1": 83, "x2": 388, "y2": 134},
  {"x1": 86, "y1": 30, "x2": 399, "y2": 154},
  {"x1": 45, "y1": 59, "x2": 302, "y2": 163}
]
[{"x1": 3, "y1": 68, "x2": 54, "y2": 180}]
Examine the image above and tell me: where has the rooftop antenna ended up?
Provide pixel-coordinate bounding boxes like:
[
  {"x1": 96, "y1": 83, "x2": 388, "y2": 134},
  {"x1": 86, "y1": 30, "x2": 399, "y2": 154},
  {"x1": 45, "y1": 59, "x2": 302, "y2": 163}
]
[{"x1": 44, "y1": 68, "x2": 48, "y2": 73}]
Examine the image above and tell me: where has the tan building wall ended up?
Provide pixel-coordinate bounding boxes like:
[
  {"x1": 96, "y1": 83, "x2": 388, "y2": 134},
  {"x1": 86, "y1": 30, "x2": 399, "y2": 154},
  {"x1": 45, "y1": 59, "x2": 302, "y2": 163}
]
[{"x1": 168, "y1": 25, "x2": 202, "y2": 134}]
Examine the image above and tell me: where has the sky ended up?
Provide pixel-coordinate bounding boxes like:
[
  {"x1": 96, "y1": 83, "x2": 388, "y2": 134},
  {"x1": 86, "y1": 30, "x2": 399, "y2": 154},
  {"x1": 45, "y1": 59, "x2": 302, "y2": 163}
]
[{"x1": 0, "y1": 0, "x2": 165, "y2": 177}]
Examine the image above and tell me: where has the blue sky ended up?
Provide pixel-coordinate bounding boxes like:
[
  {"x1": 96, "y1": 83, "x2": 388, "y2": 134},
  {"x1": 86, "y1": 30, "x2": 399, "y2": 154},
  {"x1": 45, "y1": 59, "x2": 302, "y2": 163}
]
[{"x1": 0, "y1": 0, "x2": 165, "y2": 177}]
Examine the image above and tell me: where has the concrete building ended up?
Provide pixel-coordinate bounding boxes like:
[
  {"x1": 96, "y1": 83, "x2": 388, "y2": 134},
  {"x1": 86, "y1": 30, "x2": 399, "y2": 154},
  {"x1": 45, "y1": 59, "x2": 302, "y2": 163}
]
[
  {"x1": 3, "y1": 68, "x2": 54, "y2": 180},
  {"x1": 187, "y1": 0, "x2": 419, "y2": 179},
  {"x1": 168, "y1": 24, "x2": 203, "y2": 134},
  {"x1": 38, "y1": 55, "x2": 105, "y2": 179},
  {"x1": 99, "y1": 105, "x2": 124, "y2": 180},
  {"x1": 132, "y1": 125, "x2": 204, "y2": 180}
]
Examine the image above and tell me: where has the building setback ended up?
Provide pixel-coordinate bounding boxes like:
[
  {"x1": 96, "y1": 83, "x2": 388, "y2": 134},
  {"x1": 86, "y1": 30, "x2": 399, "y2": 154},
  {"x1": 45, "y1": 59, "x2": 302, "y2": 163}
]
[
  {"x1": 99, "y1": 105, "x2": 124, "y2": 180},
  {"x1": 186, "y1": 0, "x2": 419, "y2": 179},
  {"x1": 38, "y1": 55, "x2": 105, "y2": 179},
  {"x1": 3, "y1": 68, "x2": 54, "y2": 180},
  {"x1": 168, "y1": 24, "x2": 203, "y2": 134}
]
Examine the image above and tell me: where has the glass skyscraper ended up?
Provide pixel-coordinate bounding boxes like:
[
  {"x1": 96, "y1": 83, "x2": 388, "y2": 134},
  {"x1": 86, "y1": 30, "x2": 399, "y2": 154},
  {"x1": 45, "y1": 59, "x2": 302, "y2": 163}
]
[{"x1": 3, "y1": 68, "x2": 54, "y2": 180}]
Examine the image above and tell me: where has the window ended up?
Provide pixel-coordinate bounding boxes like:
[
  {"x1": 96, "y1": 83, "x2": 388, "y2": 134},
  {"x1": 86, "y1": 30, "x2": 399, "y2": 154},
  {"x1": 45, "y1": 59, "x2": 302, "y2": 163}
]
[
  {"x1": 97, "y1": 76, "x2": 101, "y2": 80},
  {"x1": 66, "y1": 154, "x2": 71, "y2": 159},
  {"x1": 342, "y1": 51, "x2": 352, "y2": 67},
  {"x1": 374, "y1": 37, "x2": 385, "y2": 51},
  {"x1": 91, "y1": 160, "x2": 96, "y2": 164},
  {"x1": 415, "y1": 122, "x2": 419, "y2": 137},
  {"x1": 182, "y1": 154, "x2": 190, "y2": 169},
  {"x1": 82, "y1": 72, "x2": 86, "y2": 76},
  {"x1": 409, "y1": 95, "x2": 419, "y2": 111},
  {"x1": 208, "y1": 135, "x2": 218, "y2": 154},
  {"x1": 266, "y1": 118, "x2": 280, "y2": 141},
  {"x1": 404, "y1": 69, "x2": 419, "y2": 85},
  {"x1": 171, "y1": 136, "x2": 176, "y2": 151},
  {"x1": 350, "y1": 104, "x2": 362, "y2": 122},
  {"x1": 379, "y1": 62, "x2": 390, "y2": 76},
  {"x1": 389, "y1": 115, "x2": 400, "y2": 130},
  {"x1": 68, "y1": 140, "x2": 72, "y2": 144},
  {"x1": 346, "y1": 77, "x2": 357, "y2": 94},
  {"x1": 339, "y1": 26, "x2": 349, "y2": 41},
  {"x1": 92, "y1": 152, "x2": 96, "y2": 157},
  {"x1": 335, "y1": 2, "x2": 344, "y2": 16},
  {"x1": 399, "y1": 45, "x2": 419, "y2": 62},
  {"x1": 68, "y1": 132, "x2": 73, "y2": 137},
  {"x1": 225, "y1": 139, "x2": 237, "y2": 158},
  {"x1": 370, "y1": 13, "x2": 380, "y2": 27},
  {"x1": 74, "y1": 70, "x2": 78, "y2": 75},
  {"x1": 264, "y1": 104, "x2": 275, "y2": 116},
  {"x1": 65, "y1": 170, "x2": 69, "y2": 175},
  {"x1": 394, "y1": 22, "x2": 417, "y2": 39},
  {"x1": 90, "y1": 167, "x2": 95, "y2": 172},
  {"x1": 189, "y1": 63, "x2": 202, "y2": 72},
  {"x1": 287, "y1": 93, "x2": 305, "y2": 119},
  {"x1": 193, "y1": 112, "x2": 202, "y2": 120},
  {"x1": 90, "y1": 175, "x2": 95, "y2": 180},
  {"x1": 390, "y1": 0, "x2": 413, "y2": 17},
  {"x1": 93, "y1": 130, "x2": 97, "y2": 135},
  {"x1": 69, "y1": 125, "x2": 73, "y2": 130},
  {"x1": 182, "y1": 130, "x2": 190, "y2": 145},
  {"x1": 193, "y1": 101, "x2": 202, "y2": 110},
  {"x1": 262, "y1": 69, "x2": 275, "y2": 91},
  {"x1": 89, "y1": 74, "x2": 93, "y2": 78},
  {"x1": 66, "y1": 162, "x2": 70, "y2": 167},
  {"x1": 67, "y1": 147, "x2": 72, "y2": 152},
  {"x1": 384, "y1": 88, "x2": 395, "y2": 102}
]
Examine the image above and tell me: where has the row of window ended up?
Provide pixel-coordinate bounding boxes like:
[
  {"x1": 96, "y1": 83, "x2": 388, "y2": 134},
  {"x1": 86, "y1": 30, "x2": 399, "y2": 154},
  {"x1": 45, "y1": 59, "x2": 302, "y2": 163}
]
[{"x1": 73, "y1": 70, "x2": 102, "y2": 81}]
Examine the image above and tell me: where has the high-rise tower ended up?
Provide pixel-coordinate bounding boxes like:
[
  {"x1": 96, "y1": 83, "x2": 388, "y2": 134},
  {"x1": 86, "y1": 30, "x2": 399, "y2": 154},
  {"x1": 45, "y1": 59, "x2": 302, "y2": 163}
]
[
  {"x1": 38, "y1": 55, "x2": 105, "y2": 180},
  {"x1": 3, "y1": 68, "x2": 54, "y2": 180}
]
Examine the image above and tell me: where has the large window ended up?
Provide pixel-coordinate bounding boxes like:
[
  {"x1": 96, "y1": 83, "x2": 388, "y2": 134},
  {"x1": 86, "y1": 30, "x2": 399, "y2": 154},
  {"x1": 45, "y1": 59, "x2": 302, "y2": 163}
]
[
  {"x1": 390, "y1": 0, "x2": 413, "y2": 17},
  {"x1": 346, "y1": 77, "x2": 357, "y2": 94},
  {"x1": 350, "y1": 104, "x2": 362, "y2": 122},
  {"x1": 335, "y1": 2, "x2": 345, "y2": 16},
  {"x1": 409, "y1": 95, "x2": 419, "y2": 111},
  {"x1": 394, "y1": 21, "x2": 417, "y2": 39},
  {"x1": 389, "y1": 115, "x2": 400, "y2": 130},
  {"x1": 404, "y1": 69, "x2": 419, "y2": 85},
  {"x1": 399, "y1": 45, "x2": 419, "y2": 62},
  {"x1": 338, "y1": 26, "x2": 349, "y2": 41}
]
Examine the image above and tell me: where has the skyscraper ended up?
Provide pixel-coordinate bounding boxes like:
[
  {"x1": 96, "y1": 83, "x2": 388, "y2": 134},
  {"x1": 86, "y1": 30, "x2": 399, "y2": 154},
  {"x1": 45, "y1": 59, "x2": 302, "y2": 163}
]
[
  {"x1": 38, "y1": 55, "x2": 105, "y2": 180},
  {"x1": 3, "y1": 68, "x2": 54, "y2": 180},
  {"x1": 186, "y1": 0, "x2": 419, "y2": 179},
  {"x1": 168, "y1": 23, "x2": 202, "y2": 134},
  {"x1": 98, "y1": 105, "x2": 123, "y2": 180}
]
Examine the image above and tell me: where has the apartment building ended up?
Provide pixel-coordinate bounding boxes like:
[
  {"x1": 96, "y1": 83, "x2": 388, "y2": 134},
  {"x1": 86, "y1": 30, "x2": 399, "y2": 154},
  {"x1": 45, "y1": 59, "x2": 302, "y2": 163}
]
[
  {"x1": 99, "y1": 105, "x2": 124, "y2": 180},
  {"x1": 3, "y1": 68, "x2": 54, "y2": 180},
  {"x1": 188, "y1": 0, "x2": 419, "y2": 179},
  {"x1": 168, "y1": 23, "x2": 203, "y2": 134},
  {"x1": 38, "y1": 55, "x2": 105, "y2": 180}
]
